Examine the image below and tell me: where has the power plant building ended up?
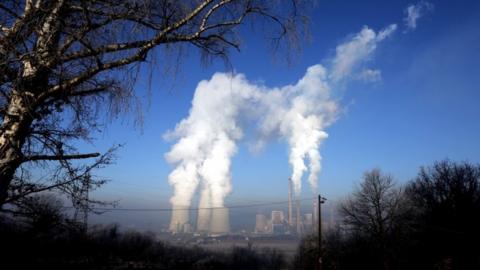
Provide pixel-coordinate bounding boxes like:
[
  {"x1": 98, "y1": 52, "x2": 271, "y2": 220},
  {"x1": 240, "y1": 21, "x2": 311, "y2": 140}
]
[
  {"x1": 255, "y1": 214, "x2": 269, "y2": 234},
  {"x1": 271, "y1": 210, "x2": 285, "y2": 225}
]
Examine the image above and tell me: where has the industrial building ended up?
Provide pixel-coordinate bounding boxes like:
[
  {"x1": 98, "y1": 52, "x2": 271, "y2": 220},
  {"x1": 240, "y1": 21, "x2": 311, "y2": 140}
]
[
  {"x1": 170, "y1": 177, "x2": 321, "y2": 236},
  {"x1": 255, "y1": 214, "x2": 269, "y2": 234}
]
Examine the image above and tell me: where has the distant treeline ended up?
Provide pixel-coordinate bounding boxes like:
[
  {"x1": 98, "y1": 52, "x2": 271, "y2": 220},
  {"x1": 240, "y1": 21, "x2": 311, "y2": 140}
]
[{"x1": 293, "y1": 160, "x2": 480, "y2": 270}]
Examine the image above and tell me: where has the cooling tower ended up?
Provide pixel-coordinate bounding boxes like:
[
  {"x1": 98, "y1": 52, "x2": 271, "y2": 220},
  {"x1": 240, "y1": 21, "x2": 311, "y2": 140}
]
[
  {"x1": 210, "y1": 207, "x2": 230, "y2": 234},
  {"x1": 196, "y1": 207, "x2": 211, "y2": 232},
  {"x1": 169, "y1": 206, "x2": 189, "y2": 232},
  {"x1": 196, "y1": 188, "x2": 212, "y2": 232}
]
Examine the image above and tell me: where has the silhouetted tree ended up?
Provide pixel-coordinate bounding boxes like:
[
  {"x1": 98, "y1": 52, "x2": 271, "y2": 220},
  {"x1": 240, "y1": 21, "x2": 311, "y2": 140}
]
[
  {"x1": 4, "y1": 146, "x2": 117, "y2": 209},
  {"x1": 406, "y1": 160, "x2": 480, "y2": 270},
  {"x1": 291, "y1": 233, "x2": 318, "y2": 270},
  {"x1": 0, "y1": 0, "x2": 308, "y2": 207},
  {"x1": 10, "y1": 193, "x2": 65, "y2": 235},
  {"x1": 340, "y1": 169, "x2": 411, "y2": 270}
]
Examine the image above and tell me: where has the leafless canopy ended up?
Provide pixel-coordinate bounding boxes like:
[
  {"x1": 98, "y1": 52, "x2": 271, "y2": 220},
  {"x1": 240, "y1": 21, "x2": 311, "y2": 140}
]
[
  {"x1": 340, "y1": 169, "x2": 409, "y2": 238},
  {"x1": 339, "y1": 169, "x2": 412, "y2": 270},
  {"x1": 0, "y1": 0, "x2": 308, "y2": 206}
]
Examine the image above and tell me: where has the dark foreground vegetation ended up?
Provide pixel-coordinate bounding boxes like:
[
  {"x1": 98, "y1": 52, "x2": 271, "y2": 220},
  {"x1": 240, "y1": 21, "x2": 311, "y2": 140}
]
[
  {"x1": 294, "y1": 160, "x2": 480, "y2": 270},
  {"x1": 1, "y1": 160, "x2": 479, "y2": 270},
  {"x1": 0, "y1": 217, "x2": 285, "y2": 270}
]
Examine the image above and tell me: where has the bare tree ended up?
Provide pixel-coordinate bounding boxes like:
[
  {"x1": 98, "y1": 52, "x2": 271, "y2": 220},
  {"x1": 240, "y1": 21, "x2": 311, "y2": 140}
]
[
  {"x1": 5, "y1": 146, "x2": 116, "y2": 208},
  {"x1": 9, "y1": 193, "x2": 65, "y2": 234},
  {"x1": 0, "y1": 0, "x2": 308, "y2": 206},
  {"x1": 406, "y1": 160, "x2": 480, "y2": 269},
  {"x1": 340, "y1": 169, "x2": 411, "y2": 270}
]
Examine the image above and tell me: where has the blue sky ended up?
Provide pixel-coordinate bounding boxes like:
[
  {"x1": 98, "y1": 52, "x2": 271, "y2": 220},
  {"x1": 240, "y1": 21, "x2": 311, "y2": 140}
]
[{"x1": 88, "y1": 0, "x2": 480, "y2": 211}]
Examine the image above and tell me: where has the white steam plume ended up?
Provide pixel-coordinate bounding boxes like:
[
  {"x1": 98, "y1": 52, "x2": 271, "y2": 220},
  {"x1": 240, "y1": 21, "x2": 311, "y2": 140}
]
[
  {"x1": 404, "y1": 1, "x2": 434, "y2": 31},
  {"x1": 259, "y1": 65, "x2": 335, "y2": 194},
  {"x1": 164, "y1": 24, "x2": 396, "y2": 231},
  {"x1": 165, "y1": 74, "x2": 261, "y2": 231},
  {"x1": 330, "y1": 24, "x2": 397, "y2": 82},
  {"x1": 259, "y1": 24, "x2": 397, "y2": 195}
]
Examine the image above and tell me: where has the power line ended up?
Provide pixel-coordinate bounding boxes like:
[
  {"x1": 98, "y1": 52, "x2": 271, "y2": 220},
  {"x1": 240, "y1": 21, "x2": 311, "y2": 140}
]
[{"x1": 76, "y1": 197, "x2": 317, "y2": 212}]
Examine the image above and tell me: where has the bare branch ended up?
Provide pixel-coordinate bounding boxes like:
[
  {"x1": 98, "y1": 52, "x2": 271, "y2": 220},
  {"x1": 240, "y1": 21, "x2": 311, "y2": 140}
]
[{"x1": 23, "y1": 152, "x2": 100, "y2": 162}]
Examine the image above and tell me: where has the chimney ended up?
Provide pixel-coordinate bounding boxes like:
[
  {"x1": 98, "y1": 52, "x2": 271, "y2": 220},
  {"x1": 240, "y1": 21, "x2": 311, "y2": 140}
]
[
  {"x1": 313, "y1": 200, "x2": 318, "y2": 232},
  {"x1": 288, "y1": 178, "x2": 293, "y2": 227}
]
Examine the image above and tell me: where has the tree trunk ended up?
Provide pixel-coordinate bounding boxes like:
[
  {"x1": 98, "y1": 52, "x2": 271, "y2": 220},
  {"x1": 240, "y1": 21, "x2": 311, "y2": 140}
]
[
  {"x1": 0, "y1": 5, "x2": 62, "y2": 204},
  {"x1": 0, "y1": 93, "x2": 33, "y2": 207}
]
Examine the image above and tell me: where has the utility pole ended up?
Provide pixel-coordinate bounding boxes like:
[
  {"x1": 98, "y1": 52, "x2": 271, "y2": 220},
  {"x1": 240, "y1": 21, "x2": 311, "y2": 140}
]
[{"x1": 317, "y1": 195, "x2": 327, "y2": 270}]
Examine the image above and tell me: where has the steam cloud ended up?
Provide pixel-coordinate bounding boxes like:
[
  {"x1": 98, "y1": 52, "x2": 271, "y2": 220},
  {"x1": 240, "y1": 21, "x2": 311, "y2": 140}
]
[
  {"x1": 164, "y1": 24, "x2": 397, "y2": 232},
  {"x1": 404, "y1": 1, "x2": 434, "y2": 31}
]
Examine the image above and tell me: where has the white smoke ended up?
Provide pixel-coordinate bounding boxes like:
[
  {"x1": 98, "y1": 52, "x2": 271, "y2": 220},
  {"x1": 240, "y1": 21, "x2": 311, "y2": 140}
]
[
  {"x1": 258, "y1": 64, "x2": 335, "y2": 195},
  {"x1": 330, "y1": 24, "x2": 397, "y2": 82},
  {"x1": 403, "y1": 1, "x2": 434, "y2": 31},
  {"x1": 164, "y1": 73, "x2": 262, "y2": 231},
  {"x1": 164, "y1": 24, "x2": 396, "y2": 231}
]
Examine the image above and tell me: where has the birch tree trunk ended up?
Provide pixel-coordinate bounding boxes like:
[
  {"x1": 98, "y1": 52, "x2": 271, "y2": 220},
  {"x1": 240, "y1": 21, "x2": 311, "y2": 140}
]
[{"x1": 0, "y1": 92, "x2": 34, "y2": 205}]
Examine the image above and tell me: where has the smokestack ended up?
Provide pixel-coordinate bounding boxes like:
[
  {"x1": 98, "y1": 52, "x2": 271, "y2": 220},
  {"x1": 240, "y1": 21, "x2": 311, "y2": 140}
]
[
  {"x1": 169, "y1": 206, "x2": 189, "y2": 232},
  {"x1": 288, "y1": 178, "x2": 293, "y2": 227},
  {"x1": 210, "y1": 207, "x2": 230, "y2": 234},
  {"x1": 296, "y1": 199, "x2": 302, "y2": 235}
]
